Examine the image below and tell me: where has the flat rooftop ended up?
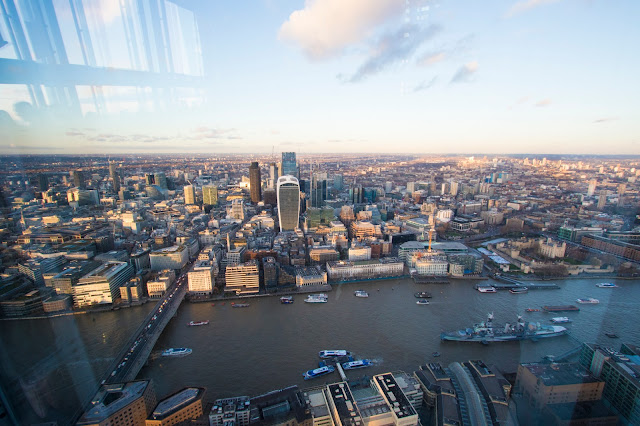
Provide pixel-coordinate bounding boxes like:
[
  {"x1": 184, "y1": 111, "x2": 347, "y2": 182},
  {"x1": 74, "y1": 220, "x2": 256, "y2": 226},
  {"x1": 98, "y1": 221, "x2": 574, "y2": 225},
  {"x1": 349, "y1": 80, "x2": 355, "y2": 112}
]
[
  {"x1": 327, "y1": 382, "x2": 363, "y2": 426},
  {"x1": 521, "y1": 362, "x2": 600, "y2": 386},
  {"x1": 374, "y1": 373, "x2": 417, "y2": 419},
  {"x1": 150, "y1": 387, "x2": 203, "y2": 420},
  {"x1": 78, "y1": 381, "x2": 150, "y2": 424},
  {"x1": 302, "y1": 388, "x2": 330, "y2": 419}
]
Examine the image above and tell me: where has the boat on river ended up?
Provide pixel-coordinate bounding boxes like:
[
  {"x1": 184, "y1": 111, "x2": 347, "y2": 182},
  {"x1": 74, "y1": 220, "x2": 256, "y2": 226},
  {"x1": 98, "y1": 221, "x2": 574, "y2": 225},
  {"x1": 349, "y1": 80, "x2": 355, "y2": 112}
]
[
  {"x1": 162, "y1": 348, "x2": 192, "y2": 357},
  {"x1": 188, "y1": 321, "x2": 209, "y2": 326},
  {"x1": 596, "y1": 283, "x2": 617, "y2": 288},
  {"x1": 303, "y1": 366, "x2": 335, "y2": 380},
  {"x1": 280, "y1": 296, "x2": 294, "y2": 304},
  {"x1": 577, "y1": 298, "x2": 599, "y2": 304},
  {"x1": 441, "y1": 313, "x2": 568, "y2": 343}
]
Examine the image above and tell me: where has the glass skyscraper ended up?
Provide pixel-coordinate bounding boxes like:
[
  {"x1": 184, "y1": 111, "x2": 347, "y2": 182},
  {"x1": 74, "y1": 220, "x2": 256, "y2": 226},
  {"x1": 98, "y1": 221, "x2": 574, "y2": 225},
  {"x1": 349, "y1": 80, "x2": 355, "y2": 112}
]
[
  {"x1": 281, "y1": 152, "x2": 297, "y2": 178},
  {"x1": 277, "y1": 176, "x2": 300, "y2": 231}
]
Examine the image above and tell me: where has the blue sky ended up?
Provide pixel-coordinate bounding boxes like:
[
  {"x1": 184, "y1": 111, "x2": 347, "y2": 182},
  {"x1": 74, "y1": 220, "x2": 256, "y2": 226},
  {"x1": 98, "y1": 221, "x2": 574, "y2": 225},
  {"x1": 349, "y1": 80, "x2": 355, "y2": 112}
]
[{"x1": 1, "y1": 0, "x2": 639, "y2": 154}]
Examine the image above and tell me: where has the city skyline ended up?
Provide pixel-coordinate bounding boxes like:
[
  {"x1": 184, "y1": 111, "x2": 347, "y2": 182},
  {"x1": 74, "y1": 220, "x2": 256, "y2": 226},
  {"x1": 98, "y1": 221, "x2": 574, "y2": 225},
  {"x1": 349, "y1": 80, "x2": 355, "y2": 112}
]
[{"x1": 0, "y1": 0, "x2": 639, "y2": 155}]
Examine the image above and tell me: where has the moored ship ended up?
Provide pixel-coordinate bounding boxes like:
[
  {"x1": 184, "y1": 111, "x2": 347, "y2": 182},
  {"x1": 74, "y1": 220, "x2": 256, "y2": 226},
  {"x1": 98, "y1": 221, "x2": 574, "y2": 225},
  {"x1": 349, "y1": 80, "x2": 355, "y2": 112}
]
[
  {"x1": 414, "y1": 291, "x2": 432, "y2": 298},
  {"x1": 342, "y1": 359, "x2": 373, "y2": 370},
  {"x1": 476, "y1": 285, "x2": 496, "y2": 293},
  {"x1": 303, "y1": 365, "x2": 335, "y2": 380},
  {"x1": 551, "y1": 317, "x2": 572, "y2": 323},
  {"x1": 509, "y1": 287, "x2": 528, "y2": 294},
  {"x1": 354, "y1": 290, "x2": 369, "y2": 298},
  {"x1": 280, "y1": 296, "x2": 294, "y2": 304},
  {"x1": 543, "y1": 305, "x2": 580, "y2": 312},
  {"x1": 162, "y1": 348, "x2": 192, "y2": 357},
  {"x1": 318, "y1": 350, "x2": 350, "y2": 358},
  {"x1": 305, "y1": 294, "x2": 328, "y2": 303},
  {"x1": 231, "y1": 303, "x2": 250, "y2": 308},
  {"x1": 440, "y1": 313, "x2": 568, "y2": 343}
]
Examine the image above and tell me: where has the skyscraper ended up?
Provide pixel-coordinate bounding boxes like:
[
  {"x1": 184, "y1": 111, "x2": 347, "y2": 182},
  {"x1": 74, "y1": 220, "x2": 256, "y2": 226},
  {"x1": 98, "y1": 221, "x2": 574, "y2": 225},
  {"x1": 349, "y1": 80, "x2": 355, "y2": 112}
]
[
  {"x1": 281, "y1": 152, "x2": 297, "y2": 178},
  {"x1": 202, "y1": 185, "x2": 218, "y2": 206},
  {"x1": 277, "y1": 176, "x2": 300, "y2": 231},
  {"x1": 310, "y1": 174, "x2": 327, "y2": 207},
  {"x1": 109, "y1": 161, "x2": 120, "y2": 193},
  {"x1": 249, "y1": 162, "x2": 262, "y2": 203},
  {"x1": 36, "y1": 173, "x2": 48, "y2": 192},
  {"x1": 72, "y1": 170, "x2": 86, "y2": 189},
  {"x1": 333, "y1": 174, "x2": 343, "y2": 190},
  {"x1": 184, "y1": 185, "x2": 196, "y2": 205},
  {"x1": 269, "y1": 162, "x2": 279, "y2": 189},
  {"x1": 587, "y1": 179, "x2": 597, "y2": 197}
]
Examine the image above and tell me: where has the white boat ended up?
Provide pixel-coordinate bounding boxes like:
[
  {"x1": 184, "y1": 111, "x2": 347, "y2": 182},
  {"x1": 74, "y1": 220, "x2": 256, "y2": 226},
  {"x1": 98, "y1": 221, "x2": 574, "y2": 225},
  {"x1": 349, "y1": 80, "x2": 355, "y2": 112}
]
[
  {"x1": 416, "y1": 299, "x2": 429, "y2": 305},
  {"x1": 576, "y1": 298, "x2": 599, "y2": 304},
  {"x1": 188, "y1": 320, "x2": 209, "y2": 326},
  {"x1": 303, "y1": 365, "x2": 335, "y2": 380},
  {"x1": 551, "y1": 317, "x2": 572, "y2": 323},
  {"x1": 596, "y1": 283, "x2": 618, "y2": 288},
  {"x1": 318, "y1": 350, "x2": 350, "y2": 358},
  {"x1": 354, "y1": 290, "x2": 369, "y2": 298},
  {"x1": 477, "y1": 286, "x2": 497, "y2": 293},
  {"x1": 305, "y1": 294, "x2": 328, "y2": 303},
  {"x1": 162, "y1": 348, "x2": 192, "y2": 357},
  {"x1": 342, "y1": 359, "x2": 373, "y2": 370}
]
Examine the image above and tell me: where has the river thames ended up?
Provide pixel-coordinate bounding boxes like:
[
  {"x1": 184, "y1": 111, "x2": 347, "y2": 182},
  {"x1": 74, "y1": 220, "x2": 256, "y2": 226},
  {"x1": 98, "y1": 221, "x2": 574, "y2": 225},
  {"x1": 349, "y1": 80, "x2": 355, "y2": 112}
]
[{"x1": 1, "y1": 276, "x2": 638, "y2": 424}]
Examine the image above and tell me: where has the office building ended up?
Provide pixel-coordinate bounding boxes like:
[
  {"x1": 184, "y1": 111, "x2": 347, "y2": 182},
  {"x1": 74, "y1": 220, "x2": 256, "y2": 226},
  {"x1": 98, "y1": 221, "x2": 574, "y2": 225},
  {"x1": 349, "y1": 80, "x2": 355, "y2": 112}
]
[
  {"x1": 262, "y1": 257, "x2": 279, "y2": 292},
  {"x1": 372, "y1": 373, "x2": 418, "y2": 425},
  {"x1": 333, "y1": 173, "x2": 343, "y2": 190},
  {"x1": 109, "y1": 161, "x2": 120, "y2": 193},
  {"x1": 249, "y1": 161, "x2": 262, "y2": 203},
  {"x1": 183, "y1": 185, "x2": 196, "y2": 205},
  {"x1": 36, "y1": 173, "x2": 48, "y2": 192},
  {"x1": 72, "y1": 170, "x2": 86, "y2": 189},
  {"x1": 209, "y1": 397, "x2": 250, "y2": 426},
  {"x1": 149, "y1": 246, "x2": 189, "y2": 271},
  {"x1": 326, "y1": 258, "x2": 404, "y2": 281},
  {"x1": 281, "y1": 152, "x2": 297, "y2": 178},
  {"x1": 269, "y1": 162, "x2": 279, "y2": 189},
  {"x1": 310, "y1": 174, "x2": 327, "y2": 207},
  {"x1": 67, "y1": 188, "x2": 100, "y2": 206},
  {"x1": 277, "y1": 176, "x2": 300, "y2": 231},
  {"x1": 74, "y1": 261, "x2": 134, "y2": 307},
  {"x1": 187, "y1": 260, "x2": 215, "y2": 296},
  {"x1": 225, "y1": 261, "x2": 260, "y2": 295},
  {"x1": 146, "y1": 387, "x2": 205, "y2": 426},
  {"x1": 202, "y1": 185, "x2": 218, "y2": 206},
  {"x1": 77, "y1": 380, "x2": 157, "y2": 426},
  {"x1": 516, "y1": 362, "x2": 604, "y2": 410},
  {"x1": 579, "y1": 343, "x2": 640, "y2": 424}
]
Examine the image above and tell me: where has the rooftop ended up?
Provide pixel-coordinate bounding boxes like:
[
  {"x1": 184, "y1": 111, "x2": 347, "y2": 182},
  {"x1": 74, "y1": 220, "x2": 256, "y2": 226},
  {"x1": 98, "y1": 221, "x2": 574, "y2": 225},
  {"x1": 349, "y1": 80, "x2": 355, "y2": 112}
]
[
  {"x1": 150, "y1": 387, "x2": 204, "y2": 420},
  {"x1": 374, "y1": 373, "x2": 417, "y2": 419},
  {"x1": 327, "y1": 382, "x2": 363, "y2": 426},
  {"x1": 521, "y1": 362, "x2": 600, "y2": 386},
  {"x1": 78, "y1": 381, "x2": 150, "y2": 424}
]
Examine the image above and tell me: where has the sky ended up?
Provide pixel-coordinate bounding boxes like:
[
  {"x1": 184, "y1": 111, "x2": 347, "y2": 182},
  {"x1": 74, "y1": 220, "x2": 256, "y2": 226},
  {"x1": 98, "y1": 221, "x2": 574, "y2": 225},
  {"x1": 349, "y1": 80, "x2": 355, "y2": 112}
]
[{"x1": 0, "y1": 0, "x2": 639, "y2": 155}]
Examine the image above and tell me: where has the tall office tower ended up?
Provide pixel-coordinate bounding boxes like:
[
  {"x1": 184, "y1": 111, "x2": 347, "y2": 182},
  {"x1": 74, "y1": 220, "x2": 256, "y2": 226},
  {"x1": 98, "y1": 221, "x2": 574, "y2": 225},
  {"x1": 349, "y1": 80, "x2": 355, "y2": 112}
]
[
  {"x1": 263, "y1": 188, "x2": 277, "y2": 205},
  {"x1": 109, "y1": 161, "x2": 120, "y2": 193},
  {"x1": 155, "y1": 172, "x2": 168, "y2": 190},
  {"x1": 277, "y1": 176, "x2": 300, "y2": 231},
  {"x1": 349, "y1": 185, "x2": 364, "y2": 204},
  {"x1": 587, "y1": 179, "x2": 597, "y2": 197},
  {"x1": 406, "y1": 181, "x2": 415, "y2": 193},
  {"x1": 618, "y1": 183, "x2": 626, "y2": 196},
  {"x1": 145, "y1": 173, "x2": 156, "y2": 186},
  {"x1": 249, "y1": 162, "x2": 262, "y2": 203},
  {"x1": 333, "y1": 174, "x2": 343, "y2": 190},
  {"x1": 202, "y1": 185, "x2": 218, "y2": 206},
  {"x1": 184, "y1": 185, "x2": 196, "y2": 205},
  {"x1": 310, "y1": 174, "x2": 327, "y2": 207},
  {"x1": 281, "y1": 152, "x2": 297, "y2": 178},
  {"x1": 269, "y1": 162, "x2": 279, "y2": 189},
  {"x1": 36, "y1": 173, "x2": 48, "y2": 192},
  {"x1": 72, "y1": 170, "x2": 86, "y2": 189}
]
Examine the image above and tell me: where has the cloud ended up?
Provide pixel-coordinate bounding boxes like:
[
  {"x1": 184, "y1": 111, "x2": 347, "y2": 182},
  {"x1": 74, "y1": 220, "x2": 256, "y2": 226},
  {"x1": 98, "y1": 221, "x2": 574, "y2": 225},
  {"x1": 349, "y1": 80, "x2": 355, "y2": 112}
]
[
  {"x1": 278, "y1": 0, "x2": 405, "y2": 60},
  {"x1": 66, "y1": 131, "x2": 85, "y2": 137},
  {"x1": 535, "y1": 98, "x2": 552, "y2": 107},
  {"x1": 349, "y1": 24, "x2": 442, "y2": 82},
  {"x1": 417, "y1": 51, "x2": 445, "y2": 66},
  {"x1": 505, "y1": 0, "x2": 560, "y2": 18},
  {"x1": 413, "y1": 77, "x2": 438, "y2": 93},
  {"x1": 190, "y1": 127, "x2": 240, "y2": 140},
  {"x1": 450, "y1": 61, "x2": 479, "y2": 83},
  {"x1": 593, "y1": 117, "x2": 618, "y2": 123}
]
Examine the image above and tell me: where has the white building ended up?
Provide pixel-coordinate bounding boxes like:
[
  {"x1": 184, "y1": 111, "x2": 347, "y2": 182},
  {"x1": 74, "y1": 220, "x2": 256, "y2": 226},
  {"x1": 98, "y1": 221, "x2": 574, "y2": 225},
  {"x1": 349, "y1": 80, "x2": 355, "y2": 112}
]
[
  {"x1": 414, "y1": 252, "x2": 449, "y2": 276},
  {"x1": 326, "y1": 258, "x2": 404, "y2": 281},
  {"x1": 348, "y1": 245, "x2": 372, "y2": 261},
  {"x1": 149, "y1": 245, "x2": 189, "y2": 271},
  {"x1": 295, "y1": 267, "x2": 328, "y2": 287},
  {"x1": 147, "y1": 270, "x2": 175, "y2": 298},
  {"x1": 187, "y1": 260, "x2": 215, "y2": 296},
  {"x1": 73, "y1": 261, "x2": 133, "y2": 307},
  {"x1": 225, "y1": 261, "x2": 260, "y2": 295}
]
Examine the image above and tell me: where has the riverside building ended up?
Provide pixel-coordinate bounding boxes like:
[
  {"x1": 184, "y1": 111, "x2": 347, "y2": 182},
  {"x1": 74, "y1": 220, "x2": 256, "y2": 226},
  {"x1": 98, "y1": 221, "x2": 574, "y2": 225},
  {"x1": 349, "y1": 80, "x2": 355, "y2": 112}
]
[{"x1": 326, "y1": 258, "x2": 404, "y2": 281}]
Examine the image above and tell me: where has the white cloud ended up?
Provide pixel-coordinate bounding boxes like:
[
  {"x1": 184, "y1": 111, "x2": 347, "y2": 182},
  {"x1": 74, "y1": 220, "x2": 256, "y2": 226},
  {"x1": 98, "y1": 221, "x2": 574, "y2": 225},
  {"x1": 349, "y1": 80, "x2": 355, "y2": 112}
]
[
  {"x1": 417, "y1": 51, "x2": 445, "y2": 66},
  {"x1": 278, "y1": 0, "x2": 405, "y2": 60},
  {"x1": 505, "y1": 0, "x2": 561, "y2": 18},
  {"x1": 536, "y1": 98, "x2": 552, "y2": 107},
  {"x1": 450, "y1": 61, "x2": 479, "y2": 83}
]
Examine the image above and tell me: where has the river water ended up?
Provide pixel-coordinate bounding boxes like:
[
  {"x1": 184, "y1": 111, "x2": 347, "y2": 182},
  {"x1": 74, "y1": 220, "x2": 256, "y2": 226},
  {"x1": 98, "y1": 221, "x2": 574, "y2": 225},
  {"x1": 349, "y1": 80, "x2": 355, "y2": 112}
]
[{"x1": 1, "y1": 277, "x2": 637, "y2": 424}]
